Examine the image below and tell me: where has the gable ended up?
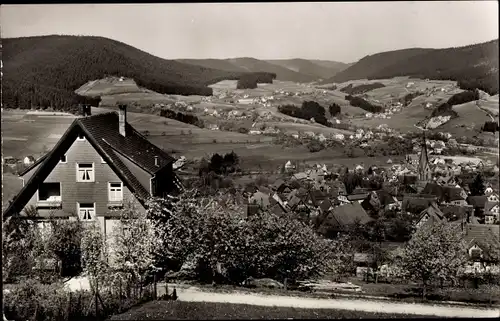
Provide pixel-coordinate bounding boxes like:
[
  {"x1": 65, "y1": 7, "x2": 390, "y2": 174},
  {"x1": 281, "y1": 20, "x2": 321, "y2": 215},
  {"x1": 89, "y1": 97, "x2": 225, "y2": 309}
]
[{"x1": 4, "y1": 119, "x2": 151, "y2": 217}]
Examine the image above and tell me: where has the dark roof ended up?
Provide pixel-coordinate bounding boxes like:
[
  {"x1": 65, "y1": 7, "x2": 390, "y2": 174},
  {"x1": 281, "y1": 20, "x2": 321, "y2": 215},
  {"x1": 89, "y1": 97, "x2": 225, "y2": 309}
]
[
  {"x1": 319, "y1": 199, "x2": 333, "y2": 213},
  {"x1": 3, "y1": 112, "x2": 176, "y2": 217},
  {"x1": 484, "y1": 201, "x2": 499, "y2": 213},
  {"x1": 247, "y1": 204, "x2": 261, "y2": 217},
  {"x1": 331, "y1": 202, "x2": 372, "y2": 226},
  {"x1": 442, "y1": 187, "x2": 466, "y2": 202},
  {"x1": 422, "y1": 183, "x2": 444, "y2": 199},
  {"x1": 347, "y1": 193, "x2": 369, "y2": 201},
  {"x1": 402, "y1": 196, "x2": 436, "y2": 214},
  {"x1": 272, "y1": 179, "x2": 286, "y2": 190},
  {"x1": 418, "y1": 203, "x2": 445, "y2": 225},
  {"x1": 308, "y1": 189, "x2": 328, "y2": 207},
  {"x1": 463, "y1": 224, "x2": 500, "y2": 259},
  {"x1": 374, "y1": 190, "x2": 397, "y2": 206},
  {"x1": 466, "y1": 196, "x2": 488, "y2": 208},
  {"x1": 269, "y1": 203, "x2": 287, "y2": 216},
  {"x1": 440, "y1": 205, "x2": 472, "y2": 222}
]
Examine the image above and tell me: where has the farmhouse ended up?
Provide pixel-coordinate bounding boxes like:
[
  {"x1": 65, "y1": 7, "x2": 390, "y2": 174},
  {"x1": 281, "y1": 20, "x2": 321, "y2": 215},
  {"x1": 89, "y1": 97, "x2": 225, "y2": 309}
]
[
  {"x1": 3, "y1": 104, "x2": 183, "y2": 239},
  {"x1": 23, "y1": 156, "x2": 36, "y2": 165}
]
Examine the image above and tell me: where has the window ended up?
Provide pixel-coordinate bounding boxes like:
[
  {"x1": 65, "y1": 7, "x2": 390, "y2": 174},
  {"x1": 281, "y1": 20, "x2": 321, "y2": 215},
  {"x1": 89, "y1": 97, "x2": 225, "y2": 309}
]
[
  {"x1": 108, "y1": 182, "x2": 123, "y2": 202},
  {"x1": 76, "y1": 163, "x2": 95, "y2": 182},
  {"x1": 77, "y1": 133, "x2": 86, "y2": 141},
  {"x1": 78, "y1": 203, "x2": 95, "y2": 221},
  {"x1": 101, "y1": 156, "x2": 106, "y2": 164},
  {"x1": 37, "y1": 182, "x2": 62, "y2": 205},
  {"x1": 60, "y1": 154, "x2": 67, "y2": 163}
]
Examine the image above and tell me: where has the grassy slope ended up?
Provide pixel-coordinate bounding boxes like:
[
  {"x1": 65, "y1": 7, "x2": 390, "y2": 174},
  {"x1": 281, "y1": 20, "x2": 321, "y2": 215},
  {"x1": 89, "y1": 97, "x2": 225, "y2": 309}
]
[{"x1": 108, "y1": 301, "x2": 435, "y2": 320}]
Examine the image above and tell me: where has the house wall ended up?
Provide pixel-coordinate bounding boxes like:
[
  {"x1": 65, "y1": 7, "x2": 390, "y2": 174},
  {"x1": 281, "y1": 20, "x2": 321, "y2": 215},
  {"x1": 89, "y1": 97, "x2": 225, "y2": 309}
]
[{"x1": 24, "y1": 137, "x2": 145, "y2": 222}]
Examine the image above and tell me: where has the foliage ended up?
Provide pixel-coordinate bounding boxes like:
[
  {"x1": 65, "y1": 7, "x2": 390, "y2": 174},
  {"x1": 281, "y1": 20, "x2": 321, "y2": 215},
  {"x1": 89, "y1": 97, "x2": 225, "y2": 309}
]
[
  {"x1": 159, "y1": 109, "x2": 204, "y2": 128},
  {"x1": 278, "y1": 101, "x2": 329, "y2": 126},
  {"x1": 80, "y1": 221, "x2": 108, "y2": 286},
  {"x1": 109, "y1": 201, "x2": 159, "y2": 286},
  {"x1": 469, "y1": 173, "x2": 486, "y2": 196},
  {"x1": 237, "y1": 76, "x2": 257, "y2": 89},
  {"x1": 199, "y1": 151, "x2": 240, "y2": 176},
  {"x1": 4, "y1": 278, "x2": 154, "y2": 321},
  {"x1": 340, "y1": 82, "x2": 385, "y2": 95},
  {"x1": 482, "y1": 121, "x2": 499, "y2": 133},
  {"x1": 328, "y1": 103, "x2": 341, "y2": 117},
  {"x1": 306, "y1": 140, "x2": 325, "y2": 153},
  {"x1": 47, "y1": 219, "x2": 84, "y2": 277},
  {"x1": 397, "y1": 222, "x2": 468, "y2": 297},
  {"x1": 2, "y1": 211, "x2": 39, "y2": 282},
  {"x1": 147, "y1": 192, "x2": 338, "y2": 284},
  {"x1": 400, "y1": 91, "x2": 423, "y2": 106},
  {"x1": 345, "y1": 95, "x2": 384, "y2": 113},
  {"x1": 3, "y1": 35, "x2": 276, "y2": 111},
  {"x1": 447, "y1": 90, "x2": 480, "y2": 106}
]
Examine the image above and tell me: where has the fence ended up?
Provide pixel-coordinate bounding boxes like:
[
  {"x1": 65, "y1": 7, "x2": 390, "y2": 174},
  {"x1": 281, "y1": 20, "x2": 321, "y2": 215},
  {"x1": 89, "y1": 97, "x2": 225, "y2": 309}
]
[{"x1": 3, "y1": 277, "x2": 160, "y2": 321}]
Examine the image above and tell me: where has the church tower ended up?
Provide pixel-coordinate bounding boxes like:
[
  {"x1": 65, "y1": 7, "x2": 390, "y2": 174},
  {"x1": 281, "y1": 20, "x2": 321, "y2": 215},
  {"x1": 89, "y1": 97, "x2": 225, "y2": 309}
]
[{"x1": 417, "y1": 131, "x2": 432, "y2": 181}]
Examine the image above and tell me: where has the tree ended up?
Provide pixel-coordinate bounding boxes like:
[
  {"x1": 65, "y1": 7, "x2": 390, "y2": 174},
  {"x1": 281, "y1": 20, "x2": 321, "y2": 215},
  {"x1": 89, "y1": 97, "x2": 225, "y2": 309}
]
[
  {"x1": 469, "y1": 173, "x2": 485, "y2": 196},
  {"x1": 398, "y1": 221, "x2": 468, "y2": 298},
  {"x1": 47, "y1": 218, "x2": 84, "y2": 277},
  {"x1": 109, "y1": 201, "x2": 158, "y2": 295},
  {"x1": 328, "y1": 103, "x2": 341, "y2": 117}
]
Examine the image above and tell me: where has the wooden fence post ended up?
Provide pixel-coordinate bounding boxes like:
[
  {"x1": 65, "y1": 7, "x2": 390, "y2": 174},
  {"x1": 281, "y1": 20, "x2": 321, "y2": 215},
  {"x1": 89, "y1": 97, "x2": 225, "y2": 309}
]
[{"x1": 154, "y1": 274, "x2": 158, "y2": 300}]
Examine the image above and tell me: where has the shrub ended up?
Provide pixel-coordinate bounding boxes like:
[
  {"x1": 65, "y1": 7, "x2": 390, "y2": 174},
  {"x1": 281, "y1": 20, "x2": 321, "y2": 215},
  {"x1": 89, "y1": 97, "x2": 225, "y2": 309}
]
[
  {"x1": 447, "y1": 90, "x2": 479, "y2": 106},
  {"x1": 307, "y1": 140, "x2": 325, "y2": 153},
  {"x1": 160, "y1": 109, "x2": 204, "y2": 128},
  {"x1": 340, "y1": 82, "x2": 385, "y2": 95},
  {"x1": 345, "y1": 95, "x2": 384, "y2": 113},
  {"x1": 328, "y1": 103, "x2": 341, "y2": 117},
  {"x1": 278, "y1": 101, "x2": 328, "y2": 126}
]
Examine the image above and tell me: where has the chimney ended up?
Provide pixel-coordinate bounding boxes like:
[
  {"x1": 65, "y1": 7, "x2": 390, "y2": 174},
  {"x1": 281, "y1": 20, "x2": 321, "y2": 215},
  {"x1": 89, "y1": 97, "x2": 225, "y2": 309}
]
[
  {"x1": 118, "y1": 104, "x2": 127, "y2": 137},
  {"x1": 154, "y1": 156, "x2": 159, "y2": 167},
  {"x1": 80, "y1": 104, "x2": 91, "y2": 117}
]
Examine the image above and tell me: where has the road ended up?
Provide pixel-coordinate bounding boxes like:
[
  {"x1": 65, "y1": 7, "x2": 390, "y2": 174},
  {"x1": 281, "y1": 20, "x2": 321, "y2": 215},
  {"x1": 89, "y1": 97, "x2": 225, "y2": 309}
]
[{"x1": 168, "y1": 285, "x2": 499, "y2": 318}]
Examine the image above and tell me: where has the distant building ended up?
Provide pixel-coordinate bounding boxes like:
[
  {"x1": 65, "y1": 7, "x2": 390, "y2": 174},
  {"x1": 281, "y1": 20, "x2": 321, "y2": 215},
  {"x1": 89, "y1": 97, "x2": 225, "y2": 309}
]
[{"x1": 23, "y1": 156, "x2": 36, "y2": 165}]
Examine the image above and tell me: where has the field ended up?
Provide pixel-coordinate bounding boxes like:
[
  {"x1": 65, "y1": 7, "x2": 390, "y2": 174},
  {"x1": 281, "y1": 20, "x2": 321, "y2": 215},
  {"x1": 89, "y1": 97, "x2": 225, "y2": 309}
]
[{"x1": 109, "y1": 300, "x2": 437, "y2": 320}]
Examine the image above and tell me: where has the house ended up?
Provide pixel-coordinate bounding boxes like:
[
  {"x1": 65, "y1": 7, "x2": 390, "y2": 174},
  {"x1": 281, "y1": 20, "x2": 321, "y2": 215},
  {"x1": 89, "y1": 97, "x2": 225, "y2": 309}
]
[
  {"x1": 415, "y1": 203, "x2": 445, "y2": 229},
  {"x1": 329, "y1": 181, "x2": 347, "y2": 195},
  {"x1": 440, "y1": 204, "x2": 474, "y2": 223},
  {"x1": 23, "y1": 156, "x2": 36, "y2": 165},
  {"x1": 284, "y1": 160, "x2": 295, "y2": 172},
  {"x1": 361, "y1": 190, "x2": 398, "y2": 214},
  {"x1": 466, "y1": 195, "x2": 488, "y2": 209},
  {"x1": 484, "y1": 201, "x2": 500, "y2": 224},
  {"x1": 248, "y1": 191, "x2": 271, "y2": 209},
  {"x1": 292, "y1": 172, "x2": 308, "y2": 181},
  {"x1": 316, "y1": 202, "x2": 372, "y2": 236},
  {"x1": 487, "y1": 193, "x2": 499, "y2": 203},
  {"x1": 4, "y1": 104, "x2": 182, "y2": 239},
  {"x1": 401, "y1": 194, "x2": 438, "y2": 215},
  {"x1": 462, "y1": 224, "x2": 500, "y2": 263},
  {"x1": 485, "y1": 186, "x2": 494, "y2": 195},
  {"x1": 347, "y1": 193, "x2": 369, "y2": 204}
]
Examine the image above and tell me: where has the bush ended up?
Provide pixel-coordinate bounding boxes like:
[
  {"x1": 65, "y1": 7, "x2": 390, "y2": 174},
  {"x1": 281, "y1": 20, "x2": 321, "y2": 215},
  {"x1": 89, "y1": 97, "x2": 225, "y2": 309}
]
[
  {"x1": 328, "y1": 103, "x2": 341, "y2": 117},
  {"x1": 160, "y1": 109, "x2": 204, "y2": 128},
  {"x1": 345, "y1": 95, "x2": 384, "y2": 113},
  {"x1": 447, "y1": 90, "x2": 479, "y2": 106},
  {"x1": 431, "y1": 103, "x2": 459, "y2": 118},
  {"x1": 482, "y1": 121, "x2": 499, "y2": 133},
  {"x1": 278, "y1": 101, "x2": 329, "y2": 126},
  {"x1": 307, "y1": 140, "x2": 325, "y2": 153},
  {"x1": 340, "y1": 83, "x2": 385, "y2": 95}
]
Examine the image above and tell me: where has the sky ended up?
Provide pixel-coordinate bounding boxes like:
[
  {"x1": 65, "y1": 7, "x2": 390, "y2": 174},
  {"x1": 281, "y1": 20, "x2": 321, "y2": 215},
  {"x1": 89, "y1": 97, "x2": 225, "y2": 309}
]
[{"x1": 1, "y1": 2, "x2": 498, "y2": 63}]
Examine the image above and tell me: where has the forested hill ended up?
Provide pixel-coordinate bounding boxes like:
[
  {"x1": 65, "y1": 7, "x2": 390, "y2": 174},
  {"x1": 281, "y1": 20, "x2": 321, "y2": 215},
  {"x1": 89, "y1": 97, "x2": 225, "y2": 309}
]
[
  {"x1": 323, "y1": 39, "x2": 499, "y2": 95},
  {"x1": 178, "y1": 57, "x2": 319, "y2": 83},
  {"x1": 2, "y1": 35, "x2": 275, "y2": 112}
]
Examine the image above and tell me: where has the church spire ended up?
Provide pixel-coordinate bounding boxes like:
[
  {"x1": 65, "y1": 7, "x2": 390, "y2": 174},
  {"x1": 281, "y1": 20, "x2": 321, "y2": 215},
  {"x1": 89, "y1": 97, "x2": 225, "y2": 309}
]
[{"x1": 418, "y1": 131, "x2": 430, "y2": 181}]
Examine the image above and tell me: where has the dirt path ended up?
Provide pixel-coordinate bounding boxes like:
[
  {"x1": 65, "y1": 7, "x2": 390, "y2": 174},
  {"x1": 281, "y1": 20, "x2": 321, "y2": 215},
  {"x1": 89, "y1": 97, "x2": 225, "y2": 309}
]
[{"x1": 170, "y1": 286, "x2": 499, "y2": 318}]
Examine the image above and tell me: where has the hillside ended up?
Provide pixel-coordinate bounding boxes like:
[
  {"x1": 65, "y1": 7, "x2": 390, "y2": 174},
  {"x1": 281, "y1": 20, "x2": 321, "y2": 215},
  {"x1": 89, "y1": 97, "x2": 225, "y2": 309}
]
[
  {"x1": 178, "y1": 58, "x2": 318, "y2": 83},
  {"x1": 2, "y1": 35, "x2": 275, "y2": 113},
  {"x1": 324, "y1": 40, "x2": 499, "y2": 95},
  {"x1": 265, "y1": 59, "x2": 350, "y2": 79}
]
